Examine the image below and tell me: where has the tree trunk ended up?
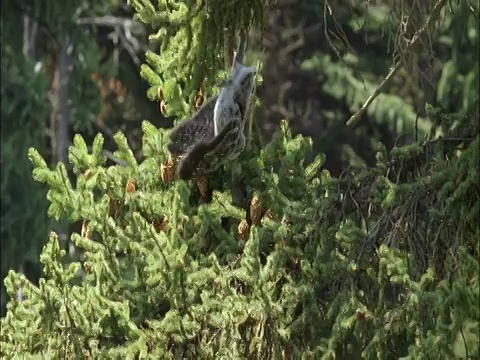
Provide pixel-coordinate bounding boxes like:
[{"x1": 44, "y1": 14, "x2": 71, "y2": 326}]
[{"x1": 48, "y1": 38, "x2": 74, "y2": 251}]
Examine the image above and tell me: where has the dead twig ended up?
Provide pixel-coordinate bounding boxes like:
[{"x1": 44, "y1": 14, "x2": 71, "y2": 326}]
[
  {"x1": 76, "y1": 16, "x2": 145, "y2": 68},
  {"x1": 346, "y1": 0, "x2": 448, "y2": 127},
  {"x1": 323, "y1": 0, "x2": 365, "y2": 89},
  {"x1": 76, "y1": 16, "x2": 134, "y2": 27}
]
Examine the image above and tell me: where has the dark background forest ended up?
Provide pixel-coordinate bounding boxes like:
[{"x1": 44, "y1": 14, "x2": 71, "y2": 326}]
[{"x1": 0, "y1": 0, "x2": 478, "y2": 357}]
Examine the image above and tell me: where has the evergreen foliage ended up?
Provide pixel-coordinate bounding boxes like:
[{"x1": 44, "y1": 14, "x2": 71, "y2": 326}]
[
  {"x1": 1, "y1": 0, "x2": 479, "y2": 358},
  {"x1": 0, "y1": 0, "x2": 154, "y2": 314},
  {"x1": 135, "y1": 0, "x2": 271, "y2": 118},
  {"x1": 1, "y1": 115, "x2": 478, "y2": 358}
]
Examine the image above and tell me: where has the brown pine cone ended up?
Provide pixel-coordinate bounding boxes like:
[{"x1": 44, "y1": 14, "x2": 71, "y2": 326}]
[
  {"x1": 196, "y1": 175, "x2": 209, "y2": 200},
  {"x1": 238, "y1": 219, "x2": 250, "y2": 242},
  {"x1": 126, "y1": 179, "x2": 136, "y2": 193},
  {"x1": 108, "y1": 198, "x2": 121, "y2": 219},
  {"x1": 161, "y1": 156, "x2": 177, "y2": 183},
  {"x1": 250, "y1": 195, "x2": 262, "y2": 225},
  {"x1": 153, "y1": 217, "x2": 170, "y2": 233},
  {"x1": 262, "y1": 209, "x2": 278, "y2": 222}
]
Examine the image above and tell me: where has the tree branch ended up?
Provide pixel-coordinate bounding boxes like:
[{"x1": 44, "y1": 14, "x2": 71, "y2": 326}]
[
  {"x1": 233, "y1": 29, "x2": 248, "y2": 65},
  {"x1": 346, "y1": 0, "x2": 447, "y2": 127},
  {"x1": 76, "y1": 16, "x2": 134, "y2": 27}
]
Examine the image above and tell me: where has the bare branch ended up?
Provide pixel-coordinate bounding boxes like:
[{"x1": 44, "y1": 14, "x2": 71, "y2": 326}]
[
  {"x1": 323, "y1": 1, "x2": 365, "y2": 89},
  {"x1": 346, "y1": 0, "x2": 448, "y2": 127},
  {"x1": 102, "y1": 149, "x2": 128, "y2": 167},
  {"x1": 76, "y1": 16, "x2": 134, "y2": 27},
  {"x1": 224, "y1": 28, "x2": 234, "y2": 69},
  {"x1": 77, "y1": 16, "x2": 145, "y2": 68},
  {"x1": 233, "y1": 29, "x2": 248, "y2": 66}
]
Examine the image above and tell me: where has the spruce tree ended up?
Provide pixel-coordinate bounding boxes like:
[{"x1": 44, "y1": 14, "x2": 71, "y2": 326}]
[{"x1": 1, "y1": 1, "x2": 478, "y2": 358}]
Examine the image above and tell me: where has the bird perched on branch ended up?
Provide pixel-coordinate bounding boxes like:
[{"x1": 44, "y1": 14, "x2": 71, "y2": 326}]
[
  {"x1": 168, "y1": 39, "x2": 256, "y2": 180},
  {"x1": 213, "y1": 61, "x2": 256, "y2": 160}
]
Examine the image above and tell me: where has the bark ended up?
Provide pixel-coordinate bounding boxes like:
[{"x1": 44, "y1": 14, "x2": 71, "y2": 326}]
[
  {"x1": 49, "y1": 39, "x2": 74, "y2": 165},
  {"x1": 48, "y1": 38, "x2": 74, "y2": 249}
]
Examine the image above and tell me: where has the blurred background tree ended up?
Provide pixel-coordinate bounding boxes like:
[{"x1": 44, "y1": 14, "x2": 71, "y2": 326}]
[{"x1": 255, "y1": 0, "x2": 478, "y2": 174}]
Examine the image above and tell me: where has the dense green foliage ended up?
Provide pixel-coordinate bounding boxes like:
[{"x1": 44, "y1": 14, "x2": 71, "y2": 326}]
[
  {"x1": 0, "y1": 0, "x2": 154, "y2": 313},
  {"x1": 1, "y1": 0, "x2": 479, "y2": 358},
  {"x1": 136, "y1": 0, "x2": 271, "y2": 118},
  {"x1": 1, "y1": 117, "x2": 478, "y2": 357}
]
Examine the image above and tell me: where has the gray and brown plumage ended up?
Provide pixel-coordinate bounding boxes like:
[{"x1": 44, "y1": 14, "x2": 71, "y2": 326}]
[
  {"x1": 167, "y1": 62, "x2": 256, "y2": 180},
  {"x1": 167, "y1": 95, "x2": 217, "y2": 156},
  {"x1": 175, "y1": 119, "x2": 240, "y2": 180},
  {"x1": 214, "y1": 62, "x2": 256, "y2": 160}
]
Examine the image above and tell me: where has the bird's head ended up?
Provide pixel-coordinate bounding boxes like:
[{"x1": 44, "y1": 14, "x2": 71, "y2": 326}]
[{"x1": 213, "y1": 62, "x2": 256, "y2": 135}]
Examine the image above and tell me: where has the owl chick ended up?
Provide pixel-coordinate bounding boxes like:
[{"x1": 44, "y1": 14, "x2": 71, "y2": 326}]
[{"x1": 167, "y1": 61, "x2": 256, "y2": 180}]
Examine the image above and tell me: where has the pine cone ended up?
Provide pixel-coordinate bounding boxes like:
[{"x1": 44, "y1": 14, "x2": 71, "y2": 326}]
[
  {"x1": 161, "y1": 156, "x2": 177, "y2": 183},
  {"x1": 194, "y1": 93, "x2": 205, "y2": 110},
  {"x1": 177, "y1": 224, "x2": 185, "y2": 237},
  {"x1": 126, "y1": 179, "x2": 136, "y2": 193},
  {"x1": 153, "y1": 217, "x2": 170, "y2": 233},
  {"x1": 108, "y1": 198, "x2": 121, "y2": 219},
  {"x1": 196, "y1": 175, "x2": 209, "y2": 200},
  {"x1": 83, "y1": 169, "x2": 93, "y2": 180},
  {"x1": 262, "y1": 209, "x2": 278, "y2": 222},
  {"x1": 238, "y1": 219, "x2": 250, "y2": 242},
  {"x1": 250, "y1": 195, "x2": 262, "y2": 225}
]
